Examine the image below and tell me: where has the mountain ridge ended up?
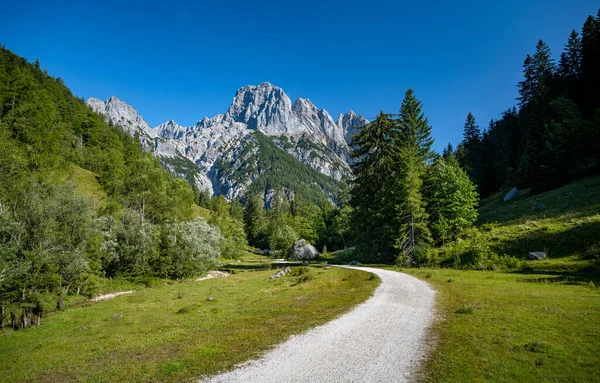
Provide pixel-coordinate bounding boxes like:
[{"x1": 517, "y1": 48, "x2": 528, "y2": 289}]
[{"x1": 87, "y1": 82, "x2": 368, "y2": 202}]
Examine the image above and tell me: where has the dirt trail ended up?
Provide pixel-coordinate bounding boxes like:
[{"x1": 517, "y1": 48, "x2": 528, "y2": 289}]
[{"x1": 201, "y1": 266, "x2": 436, "y2": 383}]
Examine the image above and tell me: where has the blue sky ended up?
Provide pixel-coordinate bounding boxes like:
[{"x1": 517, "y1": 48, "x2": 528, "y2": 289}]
[{"x1": 2, "y1": 0, "x2": 598, "y2": 152}]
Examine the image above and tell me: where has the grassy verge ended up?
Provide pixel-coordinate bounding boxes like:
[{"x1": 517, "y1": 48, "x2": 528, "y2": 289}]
[
  {"x1": 404, "y1": 268, "x2": 600, "y2": 383},
  {"x1": 0, "y1": 266, "x2": 379, "y2": 382}
]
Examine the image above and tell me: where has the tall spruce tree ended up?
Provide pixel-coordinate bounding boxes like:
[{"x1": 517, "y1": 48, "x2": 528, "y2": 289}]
[
  {"x1": 243, "y1": 194, "x2": 265, "y2": 247},
  {"x1": 350, "y1": 112, "x2": 399, "y2": 263},
  {"x1": 459, "y1": 112, "x2": 484, "y2": 189},
  {"x1": 394, "y1": 89, "x2": 432, "y2": 265}
]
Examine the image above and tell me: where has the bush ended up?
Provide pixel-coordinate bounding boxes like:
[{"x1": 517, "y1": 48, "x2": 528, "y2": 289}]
[
  {"x1": 269, "y1": 224, "x2": 297, "y2": 254},
  {"x1": 160, "y1": 217, "x2": 220, "y2": 279}
]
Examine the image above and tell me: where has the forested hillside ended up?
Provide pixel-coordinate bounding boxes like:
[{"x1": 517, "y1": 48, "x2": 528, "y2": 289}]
[
  {"x1": 0, "y1": 46, "x2": 246, "y2": 328},
  {"x1": 348, "y1": 9, "x2": 600, "y2": 266},
  {"x1": 452, "y1": 10, "x2": 600, "y2": 196}
]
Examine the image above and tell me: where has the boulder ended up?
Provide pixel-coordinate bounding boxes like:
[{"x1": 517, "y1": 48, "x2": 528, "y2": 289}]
[
  {"x1": 269, "y1": 266, "x2": 292, "y2": 280},
  {"x1": 528, "y1": 251, "x2": 547, "y2": 260},
  {"x1": 288, "y1": 239, "x2": 320, "y2": 260},
  {"x1": 503, "y1": 187, "x2": 519, "y2": 202}
]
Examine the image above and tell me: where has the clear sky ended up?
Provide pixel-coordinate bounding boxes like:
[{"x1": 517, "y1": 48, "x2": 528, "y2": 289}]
[{"x1": 2, "y1": 0, "x2": 598, "y2": 152}]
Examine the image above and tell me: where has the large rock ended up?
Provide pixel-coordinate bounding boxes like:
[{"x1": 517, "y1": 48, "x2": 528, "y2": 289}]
[
  {"x1": 288, "y1": 239, "x2": 320, "y2": 260},
  {"x1": 528, "y1": 251, "x2": 547, "y2": 260},
  {"x1": 503, "y1": 187, "x2": 519, "y2": 202}
]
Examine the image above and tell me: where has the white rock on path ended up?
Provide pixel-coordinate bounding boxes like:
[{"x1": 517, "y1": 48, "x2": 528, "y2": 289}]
[{"x1": 200, "y1": 266, "x2": 436, "y2": 383}]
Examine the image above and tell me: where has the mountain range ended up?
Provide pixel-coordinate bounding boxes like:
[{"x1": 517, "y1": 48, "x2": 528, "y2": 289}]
[{"x1": 87, "y1": 82, "x2": 368, "y2": 202}]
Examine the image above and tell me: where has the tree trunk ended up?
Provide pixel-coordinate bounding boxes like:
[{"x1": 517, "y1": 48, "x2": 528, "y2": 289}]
[
  {"x1": 33, "y1": 302, "x2": 43, "y2": 327},
  {"x1": 21, "y1": 306, "x2": 29, "y2": 328},
  {"x1": 10, "y1": 309, "x2": 17, "y2": 330},
  {"x1": 0, "y1": 305, "x2": 4, "y2": 329}
]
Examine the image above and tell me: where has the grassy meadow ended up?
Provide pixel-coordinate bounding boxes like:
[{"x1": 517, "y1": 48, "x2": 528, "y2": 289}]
[
  {"x1": 0, "y1": 266, "x2": 379, "y2": 382},
  {"x1": 406, "y1": 268, "x2": 600, "y2": 383},
  {"x1": 400, "y1": 176, "x2": 600, "y2": 382}
]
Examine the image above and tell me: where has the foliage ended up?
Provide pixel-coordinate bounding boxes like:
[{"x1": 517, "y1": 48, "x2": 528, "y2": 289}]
[
  {"x1": 423, "y1": 156, "x2": 479, "y2": 245},
  {"x1": 208, "y1": 196, "x2": 247, "y2": 259},
  {"x1": 454, "y1": 10, "x2": 600, "y2": 196},
  {"x1": 351, "y1": 89, "x2": 435, "y2": 265},
  {"x1": 159, "y1": 218, "x2": 220, "y2": 278},
  {"x1": 0, "y1": 46, "x2": 237, "y2": 328}
]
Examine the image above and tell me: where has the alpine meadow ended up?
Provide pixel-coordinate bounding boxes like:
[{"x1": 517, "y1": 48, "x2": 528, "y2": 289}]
[{"x1": 1, "y1": 3, "x2": 599, "y2": 383}]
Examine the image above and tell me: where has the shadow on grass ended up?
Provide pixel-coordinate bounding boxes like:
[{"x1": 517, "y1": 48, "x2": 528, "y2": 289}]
[
  {"x1": 512, "y1": 265, "x2": 600, "y2": 283},
  {"x1": 218, "y1": 263, "x2": 274, "y2": 272},
  {"x1": 492, "y1": 220, "x2": 600, "y2": 260}
]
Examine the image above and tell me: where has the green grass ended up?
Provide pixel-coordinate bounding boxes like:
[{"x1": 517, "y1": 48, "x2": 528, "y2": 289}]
[
  {"x1": 0, "y1": 266, "x2": 379, "y2": 382},
  {"x1": 433, "y1": 176, "x2": 600, "y2": 274},
  {"x1": 404, "y1": 268, "x2": 600, "y2": 383},
  {"x1": 478, "y1": 176, "x2": 600, "y2": 225}
]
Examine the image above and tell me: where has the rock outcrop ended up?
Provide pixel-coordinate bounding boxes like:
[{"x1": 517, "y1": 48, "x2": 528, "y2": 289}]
[{"x1": 87, "y1": 82, "x2": 369, "y2": 201}]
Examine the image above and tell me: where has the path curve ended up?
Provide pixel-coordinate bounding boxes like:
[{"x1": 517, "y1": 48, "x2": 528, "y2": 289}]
[{"x1": 201, "y1": 267, "x2": 436, "y2": 383}]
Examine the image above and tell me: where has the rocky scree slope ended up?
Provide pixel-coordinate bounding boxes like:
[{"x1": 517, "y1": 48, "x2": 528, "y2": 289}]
[{"x1": 87, "y1": 83, "x2": 368, "y2": 202}]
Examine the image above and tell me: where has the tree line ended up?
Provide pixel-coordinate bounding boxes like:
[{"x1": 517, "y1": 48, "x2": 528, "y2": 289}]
[{"x1": 452, "y1": 9, "x2": 600, "y2": 196}]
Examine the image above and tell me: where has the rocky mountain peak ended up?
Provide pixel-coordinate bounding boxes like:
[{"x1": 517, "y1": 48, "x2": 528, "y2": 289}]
[
  {"x1": 337, "y1": 110, "x2": 369, "y2": 141},
  {"x1": 86, "y1": 96, "x2": 156, "y2": 138},
  {"x1": 225, "y1": 82, "x2": 299, "y2": 134},
  {"x1": 156, "y1": 120, "x2": 185, "y2": 139}
]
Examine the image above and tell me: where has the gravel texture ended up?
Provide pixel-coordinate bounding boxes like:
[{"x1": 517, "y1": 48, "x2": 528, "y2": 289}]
[{"x1": 201, "y1": 266, "x2": 436, "y2": 383}]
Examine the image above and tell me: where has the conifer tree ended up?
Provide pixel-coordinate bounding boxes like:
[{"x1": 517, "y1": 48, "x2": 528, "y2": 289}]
[
  {"x1": 394, "y1": 89, "x2": 433, "y2": 265},
  {"x1": 243, "y1": 194, "x2": 265, "y2": 247},
  {"x1": 559, "y1": 30, "x2": 583, "y2": 80},
  {"x1": 350, "y1": 112, "x2": 399, "y2": 262},
  {"x1": 459, "y1": 112, "x2": 484, "y2": 189},
  {"x1": 442, "y1": 143, "x2": 454, "y2": 159}
]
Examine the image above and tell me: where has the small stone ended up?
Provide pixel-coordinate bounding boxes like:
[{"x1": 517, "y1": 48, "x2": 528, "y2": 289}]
[
  {"x1": 503, "y1": 187, "x2": 519, "y2": 202},
  {"x1": 112, "y1": 314, "x2": 122, "y2": 319},
  {"x1": 207, "y1": 297, "x2": 215, "y2": 301}
]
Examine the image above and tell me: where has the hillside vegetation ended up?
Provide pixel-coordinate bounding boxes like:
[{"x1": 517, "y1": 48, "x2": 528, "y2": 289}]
[
  {"x1": 429, "y1": 176, "x2": 600, "y2": 273},
  {"x1": 0, "y1": 46, "x2": 247, "y2": 329}
]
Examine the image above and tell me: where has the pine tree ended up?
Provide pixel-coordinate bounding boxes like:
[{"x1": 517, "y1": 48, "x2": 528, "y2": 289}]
[
  {"x1": 559, "y1": 30, "x2": 583, "y2": 80},
  {"x1": 243, "y1": 194, "x2": 265, "y2": 247},
  {"x1": 518, "y1": 54, "x2": 535, "y2": 106},
  {"x1": 459, "y1": 112, "x2": 484, "y2": 189},
  {"x1": 442, "y1": 143, "x2": 454, "y2": 159},
  {"x1": 397, "y1": 89, "x2": 434, "y2": 163},
  {"x1": 350, "y1": 111, "x2": 399, "y2": 263},
  {"x1": 531, "y1": 39, "x2": 556, "y2": 103},
  {"x1": 394, "y1": 89, "x2": 433, "y2": 265}
]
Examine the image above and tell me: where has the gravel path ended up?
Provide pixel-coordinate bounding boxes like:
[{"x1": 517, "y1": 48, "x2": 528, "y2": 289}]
[{"x1": 201, "y1": 266, "x2": 436, "y2": 383}]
